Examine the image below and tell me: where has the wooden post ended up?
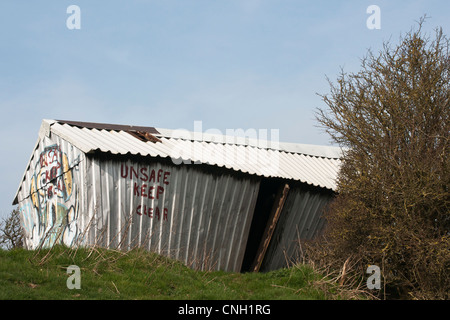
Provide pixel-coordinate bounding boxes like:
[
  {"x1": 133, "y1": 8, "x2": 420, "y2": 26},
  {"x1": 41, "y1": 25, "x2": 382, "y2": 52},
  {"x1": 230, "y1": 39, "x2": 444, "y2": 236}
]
[{"x1": 252, "y1": 183, "x2": 290, "y2": 272}]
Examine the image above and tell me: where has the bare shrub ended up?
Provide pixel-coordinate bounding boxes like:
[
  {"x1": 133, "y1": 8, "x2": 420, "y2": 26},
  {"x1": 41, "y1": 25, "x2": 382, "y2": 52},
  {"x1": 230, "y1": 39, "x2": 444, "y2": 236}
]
[
  {"x1": 313, "y1": 19, "x2": 450, "y2": 299},
  {"x1": 0, "y1": 209, "x2": 24, "y2": 250}
]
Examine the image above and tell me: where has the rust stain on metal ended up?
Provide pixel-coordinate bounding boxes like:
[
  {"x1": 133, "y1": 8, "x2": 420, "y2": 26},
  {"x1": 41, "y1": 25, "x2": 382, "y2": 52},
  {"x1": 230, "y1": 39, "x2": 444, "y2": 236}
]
[
  {"x1": 56, "y1": 119, "x2": 160, "y2": 135},
  {"x1": 126, "y1": 130, "x2": 162, "y2": 143}
]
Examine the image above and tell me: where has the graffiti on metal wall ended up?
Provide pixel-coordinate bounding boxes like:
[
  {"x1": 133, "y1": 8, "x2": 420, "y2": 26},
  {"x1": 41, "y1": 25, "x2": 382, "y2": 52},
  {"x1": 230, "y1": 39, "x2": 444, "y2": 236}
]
[
  {"x1": 120, "y1": 163, "x2": 170, "y2": 221},
  {"x1": 22, "y1": 144, "x2": 79, "y2": 248}
]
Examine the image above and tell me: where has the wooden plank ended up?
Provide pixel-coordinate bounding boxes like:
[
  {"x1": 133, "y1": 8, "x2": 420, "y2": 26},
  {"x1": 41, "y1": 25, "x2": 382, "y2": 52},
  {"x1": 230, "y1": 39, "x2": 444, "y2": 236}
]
[{"x1": 252, "y1": 183, "x2": 290, "y2": 272}]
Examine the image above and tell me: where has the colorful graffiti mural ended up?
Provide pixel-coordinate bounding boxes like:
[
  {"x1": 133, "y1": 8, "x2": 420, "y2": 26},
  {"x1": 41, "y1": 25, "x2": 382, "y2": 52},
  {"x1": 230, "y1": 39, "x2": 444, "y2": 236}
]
[{"x1": 22, "y1": 144, "x2": 79, "y2": 248}]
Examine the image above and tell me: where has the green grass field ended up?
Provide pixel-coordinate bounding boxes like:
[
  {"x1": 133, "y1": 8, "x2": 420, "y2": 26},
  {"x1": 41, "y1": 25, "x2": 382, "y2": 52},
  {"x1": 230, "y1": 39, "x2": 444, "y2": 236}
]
[{"x1": 0, "y1": 245, "x2": 357, "y2": 300}]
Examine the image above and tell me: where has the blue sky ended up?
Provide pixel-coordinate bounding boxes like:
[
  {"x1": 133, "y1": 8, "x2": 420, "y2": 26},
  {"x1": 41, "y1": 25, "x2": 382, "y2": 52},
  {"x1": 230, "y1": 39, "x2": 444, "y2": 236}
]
[{"x1": 1, "y1": 0, "x2": 449, "y2": 218}]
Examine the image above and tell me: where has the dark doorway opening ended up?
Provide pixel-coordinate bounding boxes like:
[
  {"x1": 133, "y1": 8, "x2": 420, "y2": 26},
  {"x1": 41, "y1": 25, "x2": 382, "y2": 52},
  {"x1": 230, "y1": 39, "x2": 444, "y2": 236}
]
[{"x1": 241, "y1": 178, "x2": 288, "y2": 272}]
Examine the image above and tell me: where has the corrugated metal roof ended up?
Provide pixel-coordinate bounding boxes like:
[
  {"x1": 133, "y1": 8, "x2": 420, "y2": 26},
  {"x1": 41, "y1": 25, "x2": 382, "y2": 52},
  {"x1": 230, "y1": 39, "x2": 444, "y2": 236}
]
[{"x1": 34, "y1": 119, "x2": 342, "y2": 191}]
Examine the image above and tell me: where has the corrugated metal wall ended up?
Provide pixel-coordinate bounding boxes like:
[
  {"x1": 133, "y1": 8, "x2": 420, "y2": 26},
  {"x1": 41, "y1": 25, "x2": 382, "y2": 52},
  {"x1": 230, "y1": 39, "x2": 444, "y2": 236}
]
[
  {"x1": 16, "y1": 133, "x2": 85, "y2": 249},
  {"x1": 260, "y1": 184, "x2": 333, "y2": 271},
  {"x1": 84, "y1": 155, "x2": 261, "y2": 272}
]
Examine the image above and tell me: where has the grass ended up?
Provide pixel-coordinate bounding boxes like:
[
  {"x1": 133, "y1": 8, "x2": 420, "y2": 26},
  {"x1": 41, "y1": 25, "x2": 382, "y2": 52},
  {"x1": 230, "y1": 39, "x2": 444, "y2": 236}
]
[{"x1": 0, "y1": 245, "x2": 362, "y2": 300}]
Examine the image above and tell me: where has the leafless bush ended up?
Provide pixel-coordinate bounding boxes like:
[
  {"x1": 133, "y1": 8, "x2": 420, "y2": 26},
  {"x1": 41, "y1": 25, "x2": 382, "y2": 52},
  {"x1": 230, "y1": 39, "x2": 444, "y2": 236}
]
[
  {"x1": 0, "y1": 208, "x2": 24, "y2": 250},
  {"x1": 313, "y1": 19, "x2": 450, "y2": 299}
]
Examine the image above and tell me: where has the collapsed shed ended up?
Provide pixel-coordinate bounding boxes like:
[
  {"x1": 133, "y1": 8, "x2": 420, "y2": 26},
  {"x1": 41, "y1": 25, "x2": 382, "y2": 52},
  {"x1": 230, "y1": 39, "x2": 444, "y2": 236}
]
[{"x1": 13, "y1": 119, "x2": 342, "y2": 272}]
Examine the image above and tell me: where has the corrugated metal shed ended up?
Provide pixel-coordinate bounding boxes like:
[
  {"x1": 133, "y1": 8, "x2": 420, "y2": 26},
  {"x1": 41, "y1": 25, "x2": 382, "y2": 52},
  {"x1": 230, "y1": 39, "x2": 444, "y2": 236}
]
[{"x1": 13, "y1": 119, "x2": 342, "y2": 272}]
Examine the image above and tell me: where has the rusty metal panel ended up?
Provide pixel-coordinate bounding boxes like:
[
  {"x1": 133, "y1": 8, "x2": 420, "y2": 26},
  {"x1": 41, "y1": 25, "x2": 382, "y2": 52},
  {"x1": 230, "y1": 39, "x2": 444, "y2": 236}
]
[
  {"x1": 56, "y1": 119, "x2": 160, "y2": 134},
  {"x1": 260, "y1": 185, "x2": 333, "y2": 271},
  {"x1": 82, "y1": 156, "x2": 260, "y2": 272}
]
